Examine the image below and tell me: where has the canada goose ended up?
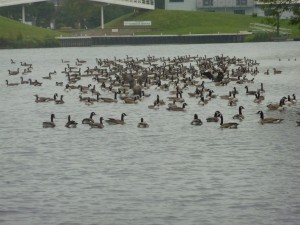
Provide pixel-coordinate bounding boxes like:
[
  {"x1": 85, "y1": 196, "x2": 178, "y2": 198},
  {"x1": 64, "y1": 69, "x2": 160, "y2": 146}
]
[
  {"x1": 245, "y1": 86, "x2": 256, "y2": 95},
  {"x1": 77, "y1": 58, "x2": 87, "y2": 64},
  {"x1": 47, "y1": 93, "x2": 58, "y2": 102},
  {"x1": 55, "y1": 95, "x2": 64, "y2": 104},
  {"x1": 34, "y1": 93, "x2": 57, "y2": 103},
  {"x1": 65, "y1": 84, "x2": 78, "y2": 90},
  {"x1": 267, "y1": 98, "x2": 285, "y2": 111},
  {"x1": 259, "y1": 83, "x2": 265, "y2": 93},
  {"x1": 118, "y1": 88, "x2": 129, "y2": 100},
  {"x1": 198, "y1": 96, "x2": 209, "y2": 105},
  {"x1": 6, "y1": 80, "x2": 19, "y2": 86},
  {"x1": 49, "y1": 70, "x2": 57, "y2": 75},
  {"x1": 79, "y1": 95, "x2": 89, "y2": 102},
  {"x1": 253, "y1": 93, "x2": 262, "y2": 104},
  {"x1": 89, "y1": 117, "x2": 104, "y2": 129},
  {"x1": 228, "y1": 99, "x2": 237, "y2": 106},
  {"x1": 141, "y1": 91, "x2": 151, "y2": 98},
  {"x1": 62, "y1": 59, "x2": 70, "y2": 63},
  {"x1": 154, "y1": 95, "x2": 165, "y2": 105},
  {"x1": 56, "y1": 82, "x2": 63, "y2": 86},
  {"x1": 123, "y1": 96, "x2": 139, "y2": 104},
  {"x1": 34, "y1": 80, "x2": 42, "y2": 86},
  {"x1": 20, "y1": 77, "x2": 29, "y2": 84},
  {"x1": 67, "y1": 64, "x2": 77, "y2": 70},
  {"x1": 89, "y1": 93, "x2": 101, "y2": 102},
  {"x1": 22, "y1": 68, "x2": 30, "y2": 75},
  {"x1": 42, "y1": 73, "x2": 52, "y2": 80},
  {"x1": 79, "y1": 86, "x2": 89, "y2": 94},
  {"x1": 34, "y1": 94, "x2": 48, "y2": 103},
  {"x1": 99, "y1": 92, "x2": 118, "y2": 103},
  {"x1": 167, "y1": 103, "x2": 187, "y2": 111},
  {"x1": 137, "y1": 118, "x2": 149, "y2": 128},
  {"x1": 233, "y1": 106, "x2": 245, "y2": 121},
  {"x1": 291, "y1": 94, "x2": 297, "y2": 103},
  {"x1": 28, "y1": 79, "x2": 42, "y2": 86},
  {"x1": 43, "y1": 114, "x2": 55, "y2": 128},
  {"x1": 285, "y1": 95, "x2": 296, "y2": 105},
  {"x1": 206, "y1": 111, "x2": 220, "y2": 122},
  {"x1": 218, "y1": 113, "x2": 239, "y2": 129},
  {"x1": 84, "y1": 97, "x2": 94, "y2": 106},
  {"x1": 76, "y1": 61, "x2": 82, "y2": 66},
  {"x1": 296, "y1": 121, "x2": 300, "y2": 126},
  {"x1": 65, "y1": 115, "x2": 78, "y2": 128},
  {"x1": 8, "y1": 68, "x2": 20, "y2": 75},
  {"x1": 20, "y1": 62, "x2": 32, "y2": 67},
  {"x1": 167, "y1": 99, "x2": 178, "y2": 109},
  {"x1": 219, "y1": 91, "x2": 232, "y2": 100},
  {"x1": 191, "y1": 114, "x2": 203, "y2": 125},
  {"x1": 10, "y1": 59, "x2": 16, "y2": 64},
  {"x1": 168, "y1": 91, "x2": 185, "y2": 103},
  {"x1": 148, "y1": 102, "x2": 159, "y2": 110},
  {"x1": 206, "y1": 89, "x2": 217, "y2": 99},
  {"x1": 188, "y1": 87, "x2": 201, "y2": 98},
  {"x1": 273, "y1": 68, "x2": 282, "y2": 74},
  {"x1": 91, "y1": 86, "x2": 100, "y2": 96},
  {"x1": 264, "y1": 69, "x2": 269, "y2": 75},
  {"x1": 106, "y1": 113, "x2": 127, "y2": 125},
  {"x1": 82, "y1": 112, "x2": 96, "y2": 124},
  {"x1": 232, "y1": 87, "x2": 239, "y2": 95},
  {"x1": 256, "y1": 111, "x2": 283, "y2": 124}
]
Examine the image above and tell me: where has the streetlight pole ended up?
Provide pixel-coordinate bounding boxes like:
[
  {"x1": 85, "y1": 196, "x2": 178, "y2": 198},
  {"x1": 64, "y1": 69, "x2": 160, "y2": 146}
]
[
  {"x1": 101, "y1": 5, "x2": 104, "y2": 29},
  {"x1": 22, "y1": 5, "x2": 26, "y2": 23}
]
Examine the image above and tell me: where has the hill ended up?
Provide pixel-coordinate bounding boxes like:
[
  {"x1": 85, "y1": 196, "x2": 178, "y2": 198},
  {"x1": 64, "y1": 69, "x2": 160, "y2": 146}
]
[
  {"x1": 104, "y1": 9, "x2": 300, "y2": 38},
  {"x1": 0, "y1": 16, "x2": 67, "y2": 48}
]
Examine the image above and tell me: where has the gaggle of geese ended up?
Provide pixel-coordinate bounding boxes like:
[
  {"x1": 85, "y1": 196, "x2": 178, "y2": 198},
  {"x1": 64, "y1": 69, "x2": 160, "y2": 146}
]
[{"x1": 5, "y1": 54, "x2": 299, "y2": 129}]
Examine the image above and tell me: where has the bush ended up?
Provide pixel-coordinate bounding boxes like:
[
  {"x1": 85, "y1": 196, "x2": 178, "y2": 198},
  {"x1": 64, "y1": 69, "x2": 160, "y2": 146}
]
[
  {"x1": 44, "y1": 37, "x2": 60, "y2": 47},
  {"x1": 0, "y1": 37, "x2": 13, "y2": 48},
  {"x1": 0, "y1": 35, "x2": 59, "y2": 48},
  {"x1": 244, "y1": 32, "x2": 273, "y2": 42}
]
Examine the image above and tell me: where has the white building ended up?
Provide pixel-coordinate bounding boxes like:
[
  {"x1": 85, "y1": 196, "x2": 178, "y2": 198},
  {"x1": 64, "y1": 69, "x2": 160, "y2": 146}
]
[{"x1": 164, "y1": 0, "x2": 297, "y2": 18}]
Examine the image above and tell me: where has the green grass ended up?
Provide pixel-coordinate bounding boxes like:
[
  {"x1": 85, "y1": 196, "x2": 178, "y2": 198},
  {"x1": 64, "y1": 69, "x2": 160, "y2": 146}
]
[
  {"x1": 105, "y1": 9, "x2": 300, "y2": 37},
  {"x1": 0, "y1": 16, "x2": 67, "y2": 48}
]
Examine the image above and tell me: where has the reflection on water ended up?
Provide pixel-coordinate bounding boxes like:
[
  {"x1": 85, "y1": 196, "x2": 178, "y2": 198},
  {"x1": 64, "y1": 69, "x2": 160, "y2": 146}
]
[{"x1": 0, "y1": 42, "x2": 300, "y2": 225}]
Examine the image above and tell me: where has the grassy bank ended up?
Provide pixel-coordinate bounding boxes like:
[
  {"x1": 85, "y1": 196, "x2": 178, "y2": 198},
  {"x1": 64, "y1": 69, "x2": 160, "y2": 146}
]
[
  {"x1": 1, "y1": 10, "x2": 300, "y2": 48},
  {"x1": 0, "y1": 16, "x2": 67, "y2": 48},
  {"x1": 105, "y1": 9, "x2": 300, "y2": 38}
]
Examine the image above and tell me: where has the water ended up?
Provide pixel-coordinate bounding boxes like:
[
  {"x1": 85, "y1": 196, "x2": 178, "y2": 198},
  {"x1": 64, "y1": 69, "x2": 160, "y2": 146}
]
[{"x1": 0, "y1": 42, "x2": 300, "y2": 225}]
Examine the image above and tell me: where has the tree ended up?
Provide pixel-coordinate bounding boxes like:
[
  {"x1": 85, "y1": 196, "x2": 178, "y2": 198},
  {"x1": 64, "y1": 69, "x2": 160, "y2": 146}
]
[
  {"x1": 290, "y1": 2, "x2": 300, "y2": 27},
  {"x1": 27, "y1": 2, "x2": 55, "y2": 27},
  {"x1": 55, "y1": 0, "x2": 132, "y2": 29},
  {"x1": 259, "y1": 0, "x2": 300, "y2": 29}
]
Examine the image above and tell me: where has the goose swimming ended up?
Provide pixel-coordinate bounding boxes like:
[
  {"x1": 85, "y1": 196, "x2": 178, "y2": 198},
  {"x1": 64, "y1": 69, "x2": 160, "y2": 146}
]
[{"x1": 43, "y1": 114, "x2": 56, "y2": 128}]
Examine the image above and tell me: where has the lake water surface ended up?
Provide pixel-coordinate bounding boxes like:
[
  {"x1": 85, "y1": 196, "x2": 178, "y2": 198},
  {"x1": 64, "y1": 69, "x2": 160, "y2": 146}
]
[{"x1": 0, "y1": 42, "x2": 300, "y2": 225}]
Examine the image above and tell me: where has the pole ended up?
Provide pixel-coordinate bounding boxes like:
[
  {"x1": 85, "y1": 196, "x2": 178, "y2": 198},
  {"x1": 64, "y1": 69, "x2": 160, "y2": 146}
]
[
  {"x1": 22, "y1": 5, "x2": 25, "y2": 23},
  {"x1": 101, "y1": 5, "x2": 104, "y2": 29}
]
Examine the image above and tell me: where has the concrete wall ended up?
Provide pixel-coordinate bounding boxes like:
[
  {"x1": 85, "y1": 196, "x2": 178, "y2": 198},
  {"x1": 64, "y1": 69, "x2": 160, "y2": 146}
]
[{"x1": 57, "y1": 34, "x2": 247, "y2": 47}]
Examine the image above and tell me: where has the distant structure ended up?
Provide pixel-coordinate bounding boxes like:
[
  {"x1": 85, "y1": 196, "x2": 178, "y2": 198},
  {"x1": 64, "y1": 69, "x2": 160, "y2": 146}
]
[
  {"x1": 164, "y1": 0, "x2": 298, "y2": 18},
  {"x1": 0, "y1": 0, "x2": 155, "y2": 27}
]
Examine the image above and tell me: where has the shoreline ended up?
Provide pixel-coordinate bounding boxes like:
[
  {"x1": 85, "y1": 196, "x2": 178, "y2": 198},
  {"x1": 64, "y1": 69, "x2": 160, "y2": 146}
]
[
  {"x1": 56, "y1": 33, "x2": 300, "y2": 47},
  {"x1": 56, "y1": 33, "x2": 249, "y2": 47}
]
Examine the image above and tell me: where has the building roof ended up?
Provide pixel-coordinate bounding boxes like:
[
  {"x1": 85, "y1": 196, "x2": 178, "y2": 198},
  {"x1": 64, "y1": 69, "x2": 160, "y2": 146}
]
[{"x1": 0, "y1": 0, "x2": 155, "y2": 9}]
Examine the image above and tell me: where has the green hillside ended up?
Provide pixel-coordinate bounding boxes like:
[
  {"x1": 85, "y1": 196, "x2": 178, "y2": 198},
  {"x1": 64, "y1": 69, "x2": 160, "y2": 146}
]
[
  {"x1": 105, "y1": 9, "x2": 300, "y2": 37},
  {"x1": 0, "y1": 16, "x2": 67, "y2": 48}
]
